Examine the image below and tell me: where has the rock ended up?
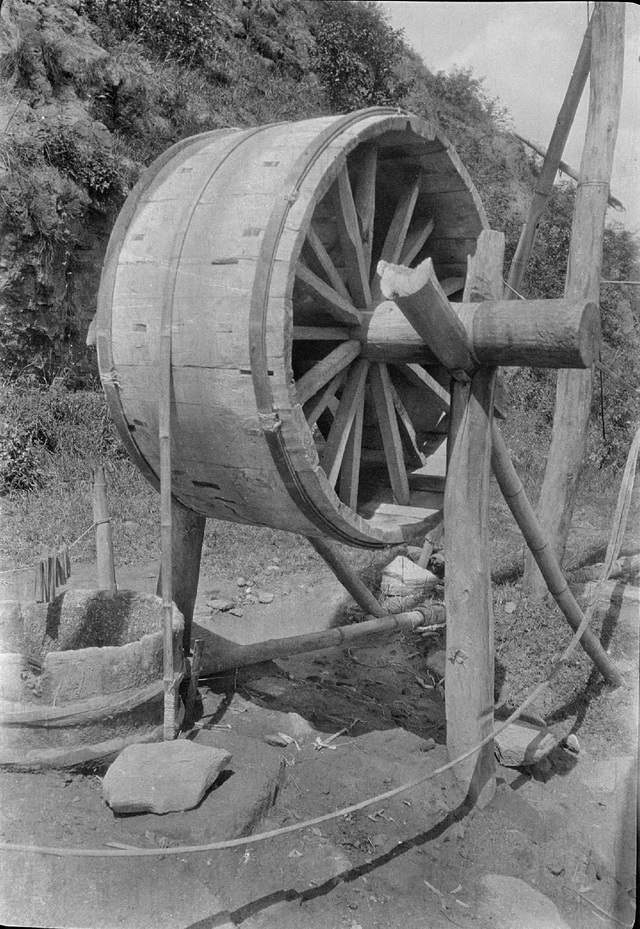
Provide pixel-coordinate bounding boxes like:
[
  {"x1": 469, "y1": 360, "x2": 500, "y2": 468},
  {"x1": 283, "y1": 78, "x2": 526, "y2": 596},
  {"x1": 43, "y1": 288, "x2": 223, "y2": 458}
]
[
  {"x1": 380, "y1": 556, "x2": 439, "y2": 597},
  {"x1": 207, "y1": 599, "x2": 234, "y2": 612},
  {"x1": 257, "y1": 591, "x2": 274, "y2": 604},
  {"x1": 564, "y1": 733, "x2": 580, "y2": 753},
  {"x1": 425, "y1": 648, "x2": 446, "y2": 678},
  {"x1": 264, "y1": 564, "x2": 281, "y2": 574},
  {"x1": 247, "y1": 677, "x2": 289, "y2": 698},
  {"x1": 122, "y1": 732, "x2": 285, "y2": 843},
  {"x1": 236, "y1": 577, "x2": 247, "y2": 587},
  {"x1": 102, "y1": 740, "x2": 232, "y2": 814},
  {"x1": 229, "y1": 608, "x2": 244, "y2": 617}
]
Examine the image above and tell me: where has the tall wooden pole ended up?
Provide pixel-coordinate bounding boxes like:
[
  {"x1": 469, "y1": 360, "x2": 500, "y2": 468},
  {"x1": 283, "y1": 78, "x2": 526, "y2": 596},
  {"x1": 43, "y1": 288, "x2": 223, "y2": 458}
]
[
  {"x1": 524, "y1": 2, "x2": 625, "y2": 599},
  {"x1": 506, "y1": 18, "x2": 592, "y2": 298},
  {"x1": 445, "y1": 229, "x2": 504, "y2": 806},
  {"x1": 92, "y1": 466, "x2": 116, "y2": 592},
  {"x1": 157, "y1": 502, "x2": 206, "y2": 654}
]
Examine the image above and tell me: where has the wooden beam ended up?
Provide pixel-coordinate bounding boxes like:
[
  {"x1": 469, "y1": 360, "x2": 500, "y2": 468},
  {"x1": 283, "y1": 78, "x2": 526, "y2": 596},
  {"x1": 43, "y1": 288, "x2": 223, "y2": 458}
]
[
  {"x1": 491, "y1": 425, "x2": 624, "y2": 687},
  {"x1": 296, "y1": 340, "x2": 361, "y2": 405},
  {"x1": 524, "y1": 2, "x2": 625, "y2": 600},
  {"x1": 321, "y1": 359, "x2": 369, "y2": 486},
  {"x1": 303, "y1": 368, "x2": 349, "y2": 427},
  {"x1": 353, "y1": 143, "x2": 377, "y2": 275},
  {"x1": 339, "y1": 385, "x2": 365, "y2": 510},
  {"x1": 400, "y1": 216, "x2": 434, "y2": 266},
  {"x1": 444, "y1": 227, "x2": 504, "y2": 806},
  {"x1": 329, "y1": 166, "x2": 372, "y2": 307},
  {"x1": 156, "y1": 501, "x2": 206, "y2": 654},
  {"x1": 306, "y1": 224, "x2": 352, "y2": 302},
  {"x1": 380, "y1": 176, "x2": 422, "y2": 265},
  {"x1": 307, "y1": 536, "x2": 387, "y2": 617},
  {"x1": 296, "y1": 262, "x2": 361, "y2": 325},
  {"x1": 370, "y1": 363, "x2": 411, "y2": 506},
  {"x1": 293, "y1": 326, "x2": 350, "y2": 341},
  {"x1": 507, "y1": 20, "x2": 593, "y2": 296}
]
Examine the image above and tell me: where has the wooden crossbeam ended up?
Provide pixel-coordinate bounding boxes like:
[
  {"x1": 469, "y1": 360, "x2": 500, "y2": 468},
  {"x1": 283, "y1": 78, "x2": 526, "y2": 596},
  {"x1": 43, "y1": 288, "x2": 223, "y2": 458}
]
[
  {"x1": 353, "y1": 143, "x2": 377, "y2": 275},
  {"x1": 306, "y1": 224, "x2": 352, "y2": 301},
  {"x1": 329, "y1": 166, "x2": 372, "y2": 307},
  {"x1": 400, "y1": 216, "x2": 434, "y2": 266}
]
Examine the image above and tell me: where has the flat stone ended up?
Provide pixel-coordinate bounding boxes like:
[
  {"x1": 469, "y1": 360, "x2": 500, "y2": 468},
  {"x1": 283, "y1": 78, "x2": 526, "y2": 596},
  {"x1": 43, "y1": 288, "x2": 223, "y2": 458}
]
[
  {"x1": 102, "y1": 740, "x2": 232, "y2": 814},
  {"x1": 477, "y1": 875, "x2": 571, "y2": 929},
  {"x1": 380, "y1": 556, "x2": 439, "y2": 597},
  {"x1": 257, "y1": 591, "x2": 274, "y2": 604},
  {"x1": 208, "y1": 598, "x2": 234, "y2": 612},
  {"x1": 120, "y1": 732, "x2": 285, "y2": 843}
]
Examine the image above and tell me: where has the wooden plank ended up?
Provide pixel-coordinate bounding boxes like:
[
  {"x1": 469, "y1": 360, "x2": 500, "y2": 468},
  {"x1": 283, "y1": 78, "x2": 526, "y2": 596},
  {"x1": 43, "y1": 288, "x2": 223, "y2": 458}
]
[
  {"x1": 293, "y1": 326, "x2": 350, "y2": 341},
  {"x1": 353, "y1": 143, "x2": 377, "y2": 275},
  {"x1": 328, "y1": 166, "x2": 372, "y2": 307},
  {"x1": 338, "y1": 385, "x2": 365, "y2": 510},
  {"x1": 321, "y1": 359, "x2": 369, "y2": 487},
  {"x1": 303, "y1": 368, "x2": 348, "y2": 428},
  {"x1": 305, "y1": 224, "x2": 352, "y2": 301},
  {"x1": 296, "y1": 262, "x2": 361, "y2": 325},
  {"x1": 400, "y1": 216, "x2": 434, "y2": 266},
  {"x1": 380, "y1": 176, "x2": 422, "y2": 265},
  {"x1": 370, "y1": 363, "x2": 410, "y2": 506},
  {"x1": 296, "y1": 340, "x2": 361, "y2": 405}
]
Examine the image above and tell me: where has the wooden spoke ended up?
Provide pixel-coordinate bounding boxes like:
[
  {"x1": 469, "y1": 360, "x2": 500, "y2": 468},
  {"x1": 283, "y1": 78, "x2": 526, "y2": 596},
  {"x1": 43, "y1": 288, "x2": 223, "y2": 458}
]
[
  {"x1": 396, "y1": 363, "x2": 451, "y2": 412},
  {"x1": 296, "y1": 340, "x2": 361, "y2": 405},
  {"x1": 293, "y1": 326, "x2": 350, "y2": 341},
  {"x1": 320, "y1": 359, "x2": 369, "y2": 488},
  {"x1": 353, "y1": 144, "x2": 377, "y2": 276},
  {"x1": 303, "y1": 368, "x2": 349, "y2": 428},
  {"x1": 440, "y1": 277, "x2": 466, "y2": 297},
  {"x1": 338, "y1": 384, "x2": 365, "y2": 510},
  {"x1": 305, "y1": 224, "x2": 352, "y2": 302},
  {"x1": 328, "y1": 166, "x2": 372, "y2": 307},
  {"x1": 400, "y1": 216, "x2": 434, "y2": 266},
  {"x1": 369, "y1": 363, "x2": 410, "y2": 506},
  {"x1": 388, "y1": 379, "x2": 425, "y2": 468},
  {"x1": 296, "y1": 262, "x2": 361, "y2": 326},
  {"x1": 380, "y1": 176, "x2": 422, "y2": 265}
]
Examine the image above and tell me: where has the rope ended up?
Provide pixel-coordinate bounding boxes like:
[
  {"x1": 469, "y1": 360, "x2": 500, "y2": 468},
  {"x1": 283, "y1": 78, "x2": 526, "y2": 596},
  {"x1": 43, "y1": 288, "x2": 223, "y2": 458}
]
[
  {"x1": 0, "y1": 535, "x2": 626, "y2": 859},
  {"x1": 0, "y1": 523, "x2": 95, "y2": 577}
]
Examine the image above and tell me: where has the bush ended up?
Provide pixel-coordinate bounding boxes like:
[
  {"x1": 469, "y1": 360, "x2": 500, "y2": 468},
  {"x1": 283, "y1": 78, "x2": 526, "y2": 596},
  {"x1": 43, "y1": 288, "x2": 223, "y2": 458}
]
[{"x1": 0, "y1": 377, "x2": 124, "y2": 495}]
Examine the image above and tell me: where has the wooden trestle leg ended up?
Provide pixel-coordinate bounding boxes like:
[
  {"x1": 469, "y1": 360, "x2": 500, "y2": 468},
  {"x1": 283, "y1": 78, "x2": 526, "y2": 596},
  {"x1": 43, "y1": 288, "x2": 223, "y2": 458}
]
[{"x1": 157, "y1": 501, "x2": 206, "y2": 654}]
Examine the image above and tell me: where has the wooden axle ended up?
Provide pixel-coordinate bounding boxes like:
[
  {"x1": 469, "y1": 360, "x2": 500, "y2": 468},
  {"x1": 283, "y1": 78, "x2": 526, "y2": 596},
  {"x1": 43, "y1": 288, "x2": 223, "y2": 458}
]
[{"x1": 374, "y1": 258, "x2": 601, "y2": 370}]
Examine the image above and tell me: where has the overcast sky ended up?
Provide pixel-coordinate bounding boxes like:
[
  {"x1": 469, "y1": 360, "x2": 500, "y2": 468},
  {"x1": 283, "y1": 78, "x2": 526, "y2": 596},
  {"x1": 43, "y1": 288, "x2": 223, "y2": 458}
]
[{"x1": 380, "y1": 1, "x2": 640, "y2": 234}]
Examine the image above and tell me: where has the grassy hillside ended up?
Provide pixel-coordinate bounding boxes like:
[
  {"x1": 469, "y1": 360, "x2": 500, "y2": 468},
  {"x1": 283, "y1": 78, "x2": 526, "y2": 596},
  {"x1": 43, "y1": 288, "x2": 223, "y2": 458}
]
[{"x1": 0, "y1": 0, "x2": 536, "y2": 378}]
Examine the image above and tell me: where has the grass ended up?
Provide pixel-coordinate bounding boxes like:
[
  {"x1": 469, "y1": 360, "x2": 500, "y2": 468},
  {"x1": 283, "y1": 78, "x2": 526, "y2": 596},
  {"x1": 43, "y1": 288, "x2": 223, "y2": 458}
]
[{"x1": 1, "y1": 380, "x2": 637, "y2": 759}]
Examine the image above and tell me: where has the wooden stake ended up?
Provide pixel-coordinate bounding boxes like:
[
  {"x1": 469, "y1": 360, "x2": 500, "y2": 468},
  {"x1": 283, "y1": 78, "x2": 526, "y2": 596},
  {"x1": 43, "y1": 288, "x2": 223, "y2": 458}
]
[{"x1": 92, "y1": 466, "x2": 116, "y2": 592}]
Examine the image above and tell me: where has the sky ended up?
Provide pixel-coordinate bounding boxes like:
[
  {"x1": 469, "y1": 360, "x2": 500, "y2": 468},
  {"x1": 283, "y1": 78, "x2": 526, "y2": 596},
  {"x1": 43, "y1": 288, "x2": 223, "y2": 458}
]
[{"x1": 380, "y1": 1, "x2": 640, "y2": 234}]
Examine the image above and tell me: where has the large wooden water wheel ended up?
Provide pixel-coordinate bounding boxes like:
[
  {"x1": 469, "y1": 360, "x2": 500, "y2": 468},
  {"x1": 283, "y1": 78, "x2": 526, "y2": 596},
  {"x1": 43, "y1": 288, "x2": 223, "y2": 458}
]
[{"x1": 97, "y1": 109, "x2": 490, "y2": 548}]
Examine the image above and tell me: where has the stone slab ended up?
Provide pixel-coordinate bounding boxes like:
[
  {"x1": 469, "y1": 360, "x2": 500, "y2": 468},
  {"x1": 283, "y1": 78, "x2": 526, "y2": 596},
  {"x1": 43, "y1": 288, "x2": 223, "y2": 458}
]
[
  {"x1": 102, "y1": 740, "x2": 232, "y2": 814},
  {"x1": 119, "y1": 731, "x2": 285, "y2": 843}
]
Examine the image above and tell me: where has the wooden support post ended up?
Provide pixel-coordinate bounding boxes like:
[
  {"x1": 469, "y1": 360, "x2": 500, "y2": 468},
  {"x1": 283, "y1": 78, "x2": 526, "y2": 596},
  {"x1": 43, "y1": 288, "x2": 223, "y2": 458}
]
[
  {"x1": 157, "y1": 501, "x2": 206, "y2": 654},
  {"x1": 524, "y1": 2, "x2": 626, "y2": 600},
  {"x1": 445, "y1": 369, "x2": 497, "y2": 805},
  {"x1": 307, "y1": 536, "x2": 387, "y2": 618},
  {"x1": 92, "y1": 466, "x2": 116, "y2": 592},
  {"x1": 446, "y1": 230, "x2": 505, "y2": 806}
]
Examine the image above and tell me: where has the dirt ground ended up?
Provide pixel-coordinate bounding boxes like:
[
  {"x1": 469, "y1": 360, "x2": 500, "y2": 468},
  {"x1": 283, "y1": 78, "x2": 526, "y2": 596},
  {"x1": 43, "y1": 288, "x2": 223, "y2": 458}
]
[{"x1": 0, "y1": 530, "x2": 637, "y2": 929}]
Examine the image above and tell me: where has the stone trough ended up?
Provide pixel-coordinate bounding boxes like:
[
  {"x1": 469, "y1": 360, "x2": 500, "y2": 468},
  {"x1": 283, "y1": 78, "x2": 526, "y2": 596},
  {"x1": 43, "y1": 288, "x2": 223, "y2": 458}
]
[{"x1": 0, "y1": 590, "x2": 185, "y2": 771}]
